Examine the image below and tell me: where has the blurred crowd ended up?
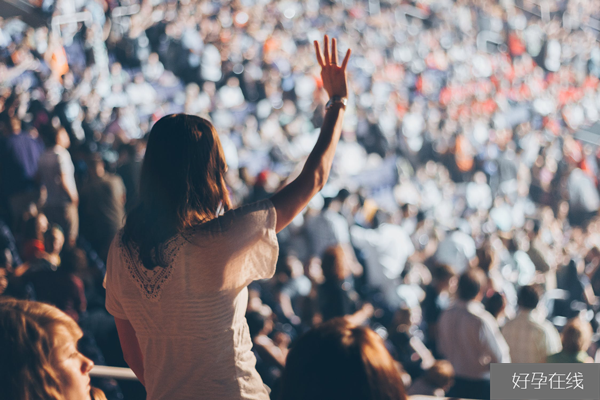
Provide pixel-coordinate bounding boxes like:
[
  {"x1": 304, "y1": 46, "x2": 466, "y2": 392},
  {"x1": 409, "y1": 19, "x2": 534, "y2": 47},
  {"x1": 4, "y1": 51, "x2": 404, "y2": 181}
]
[{"x1": 2, "y1": 0, "x2": 600, "y2": 398}]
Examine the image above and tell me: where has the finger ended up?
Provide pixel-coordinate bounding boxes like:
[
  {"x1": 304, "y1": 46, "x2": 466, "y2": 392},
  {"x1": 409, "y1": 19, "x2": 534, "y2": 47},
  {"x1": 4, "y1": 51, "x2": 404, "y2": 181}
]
[
  {"x1": 314, "y1": 41, "x2": 324, "y2": 67},
  {"x1": 323, "y1": 35, "x2": 330, "y2": 66},
  {"x1": 341, "y1": 48, "x2": 351, "y2": 71},
  {"x1": 332, "y1": 38, "x2": 338, "y2": 66}
]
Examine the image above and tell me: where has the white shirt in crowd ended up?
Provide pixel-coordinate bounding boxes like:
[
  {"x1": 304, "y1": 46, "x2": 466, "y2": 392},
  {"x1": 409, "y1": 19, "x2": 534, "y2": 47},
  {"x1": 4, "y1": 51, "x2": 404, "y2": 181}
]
[
  {"x1": 304, "y1": 209, "x2": 351, "y2": 258},
  {"x1": 37, "y1": 145, "x2": 77, "y2": 207},
  {"x1": 351, "y1": 223, "x2": 415, "y2": 306},
  {"x1": 437, "y1": 300, "x2": 511, "y2": 380},
  {"x1": 568, "y1": 168, "x2": 600, "y2": 213},
  {"x1": 466, "y1": 181, "x2": 493, "y2": 211},
  {"x1": 501, "y1": 309, "x2": 562, "y2": 363},
  {"x1": 105, "y1": 199, "x2": 278, "y2": 400},
  {"x1": 434, "y1": 230, "x2": 476, "y2": 274}
]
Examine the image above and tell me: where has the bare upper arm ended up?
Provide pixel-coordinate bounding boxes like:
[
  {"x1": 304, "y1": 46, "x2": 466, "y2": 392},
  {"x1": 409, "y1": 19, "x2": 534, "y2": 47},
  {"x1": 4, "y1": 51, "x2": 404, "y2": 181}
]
[{"x1": 270, "y1": 175, "x2": 319, "y2": 233}]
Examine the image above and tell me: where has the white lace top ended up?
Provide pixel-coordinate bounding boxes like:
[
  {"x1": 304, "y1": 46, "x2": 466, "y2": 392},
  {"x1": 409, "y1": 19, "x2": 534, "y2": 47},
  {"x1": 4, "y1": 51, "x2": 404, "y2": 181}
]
[{"x1": 104, "y1": 199, "x2": 278, "y2": 400}]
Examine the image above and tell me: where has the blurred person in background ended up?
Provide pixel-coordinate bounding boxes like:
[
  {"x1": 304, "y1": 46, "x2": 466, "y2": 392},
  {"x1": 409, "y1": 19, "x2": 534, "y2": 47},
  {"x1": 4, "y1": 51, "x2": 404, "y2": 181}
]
[
  {"x1": 280, "y1": 318, "x2": 407, "y2": 400},
  {"x1": 273, "y1": 254, "x2": 312, "y2": 326},
  {"x1": 8, "y1": 224, "x2": 65, "y2": 297},
  {"x1": 567, "y1": 167, "x2": 600, "y2": 227},
  {"x1": 502, "y1": 285, "x2": 562, "y2": 363},
  {"x1": 0, "y1": 218, "x2": 22, "y2": 273},
  {"x1": 38, "y1": 125, "x2": 79, "y2": 248},
  {"x1": 351, "y1": 210, "x2": 415, "y2": 308},
  {"x1": 407, "y1": 360, "x2": 455, "y2": 397},
  {"x1": 304, "y1": 195, "x2": 360, "y2": 272},
  {"x1": 0, "y1": 115, "x2": 43, "y2": 229},
  {"x1": 318, "y1": 245, "x2": 368, "y2": 322},
  {"x1": 547, "y1": 316, "x2": 594, "y2": 363},
  {"x1": 116, "y1": 143, "x2": 142, "y2": 213},
  {"x1": 20, "y1": 212, "x2": 49, "y2": 263},
  {"x1": 21, "y1": 247, "x2": 87, "y2": 322},
  {"x1": 79, "y1": 153, "x2": 125, "y2": 262},
  {"x1": 484, "y1": 292, "x2": 507, "y2": 325},
  {"x1": 387, "y1": 306, "x2": 434, "y2": 381},
  {"x1": 246, "y1": 310, "x2": 287, "y2": 389},
  {"x1": 421, "y1": 264, "x2": 456, "y2": 356},
  {"x1": 555, "y1": 258, "x2": 597, "y2": 317},
  {"x1": 437, "y1": 269, "x2": 510, "y2": 400}
]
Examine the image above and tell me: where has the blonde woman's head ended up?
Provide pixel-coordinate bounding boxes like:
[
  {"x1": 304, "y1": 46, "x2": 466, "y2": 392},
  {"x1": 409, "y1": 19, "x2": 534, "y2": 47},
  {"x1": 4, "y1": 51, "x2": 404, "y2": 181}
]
[{"x1": 0, "y1": 299, "x2": 95, "y2": 400}]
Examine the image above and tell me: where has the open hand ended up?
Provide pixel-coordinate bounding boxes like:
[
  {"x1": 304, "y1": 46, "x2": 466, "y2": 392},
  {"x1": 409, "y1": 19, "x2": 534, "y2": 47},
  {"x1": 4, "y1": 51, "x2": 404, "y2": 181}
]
[{"x1": 314, "y1": 35, "x2": 351, "y2": 99}]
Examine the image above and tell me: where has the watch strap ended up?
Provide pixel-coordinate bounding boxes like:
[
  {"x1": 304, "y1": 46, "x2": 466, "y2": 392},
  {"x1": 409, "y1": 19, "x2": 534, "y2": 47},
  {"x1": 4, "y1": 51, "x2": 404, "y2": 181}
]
[{"x1": 326, "y1": 96, "x2": 348, "y2": 109}]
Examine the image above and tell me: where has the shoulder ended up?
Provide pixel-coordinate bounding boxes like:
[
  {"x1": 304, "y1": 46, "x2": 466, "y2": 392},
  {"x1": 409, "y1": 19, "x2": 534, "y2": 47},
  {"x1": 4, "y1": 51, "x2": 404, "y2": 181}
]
[
  {"x1": 189, "y1": 199, "x2": 275, "y2": 236},
  {"x1": 325, "y1": 210, "x2": 347, "y2": 225},
  {"x1": 104, "y1": 231, "x2": 129, "y2": 283},
  {"x1": 540, "y1": 319, "x2": 560, "y2": 337},
  {"x1": 107, "y1": 173, "x2": 125, "y2": 185},
  {"x1": 107, "y1": 230, "x2": 127, "y2": 263},
  {"x1": 504, "y1": 314, "x2": 541, "y2": 333},
  {"x1": 229, "y1": 198, "x2": 275, "y2": 217},
  {"x1": 477, "y1": 308, "x2": 500, "y2": 329},
  {"x1": 526, "y1": 317, "x2": 548, "y2": 333},
  {"x1": 40, "y1": 148, "x2": 59, "y2": 162},
  {"x1": 102, "y1": 174, "x2": 124, "y2": 189},
  {"x1": 438, "y1": 303, "x2": 462, "y2": 322},
  {"x1": 501, "y1": 316, "x2": 517, "y2": 329},
  {"x1": 460, "y1": 302, "x2": 494, "y2": 329},
  {"x1": 56, "y1": 146, "x2": 73, "y2": 160}
]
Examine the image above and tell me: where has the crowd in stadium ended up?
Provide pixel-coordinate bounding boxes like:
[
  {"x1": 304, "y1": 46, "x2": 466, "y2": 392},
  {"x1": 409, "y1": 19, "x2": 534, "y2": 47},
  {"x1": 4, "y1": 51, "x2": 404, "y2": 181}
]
[{"x1": 2, "y1": 0, "x2": 600, "y2": 399}]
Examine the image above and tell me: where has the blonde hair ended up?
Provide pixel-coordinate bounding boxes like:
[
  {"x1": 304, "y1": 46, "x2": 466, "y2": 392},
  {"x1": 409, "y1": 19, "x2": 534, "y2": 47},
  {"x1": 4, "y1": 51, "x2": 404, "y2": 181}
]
[
  {"x1": 91, "y1": 387, "x2": 108, "y2": 400},
  {"x1": 0, "y1": 299, "x2": 83, "y2": 400}
]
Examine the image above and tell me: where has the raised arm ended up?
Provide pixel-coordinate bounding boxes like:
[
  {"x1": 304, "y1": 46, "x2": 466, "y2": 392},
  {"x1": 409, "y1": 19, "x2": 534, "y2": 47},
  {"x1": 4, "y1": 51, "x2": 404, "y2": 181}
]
[{"x1": 270, "y1": 35, "x2": 351, "y2": 233}]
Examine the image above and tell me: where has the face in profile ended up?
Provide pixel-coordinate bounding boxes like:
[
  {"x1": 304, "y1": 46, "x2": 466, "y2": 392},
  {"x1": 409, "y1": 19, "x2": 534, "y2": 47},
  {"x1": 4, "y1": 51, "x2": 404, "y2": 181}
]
[{"x1": 51, "y1": 326, "x2": 94, "y2": 400}]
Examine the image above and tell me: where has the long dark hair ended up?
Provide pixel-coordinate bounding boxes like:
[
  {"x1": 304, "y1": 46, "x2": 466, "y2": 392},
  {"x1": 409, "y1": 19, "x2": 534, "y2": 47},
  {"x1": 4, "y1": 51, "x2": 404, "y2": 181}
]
[{"x1": 123, "y1": 114, "x2": 231, "y2": 270}]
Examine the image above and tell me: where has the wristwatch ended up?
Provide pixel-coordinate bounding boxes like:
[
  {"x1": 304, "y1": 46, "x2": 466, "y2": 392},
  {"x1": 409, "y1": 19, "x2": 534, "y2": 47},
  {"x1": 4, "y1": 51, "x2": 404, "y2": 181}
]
[{"x1": 325, "y1": 96, "x2": 348, "y2": 110}]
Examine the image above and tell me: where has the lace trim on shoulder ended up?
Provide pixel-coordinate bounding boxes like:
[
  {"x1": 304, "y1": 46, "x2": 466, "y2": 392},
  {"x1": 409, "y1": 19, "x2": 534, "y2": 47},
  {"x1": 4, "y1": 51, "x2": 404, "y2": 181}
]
[{"x1": 117, "y1": 232, "x2": 185, "y2": 302}]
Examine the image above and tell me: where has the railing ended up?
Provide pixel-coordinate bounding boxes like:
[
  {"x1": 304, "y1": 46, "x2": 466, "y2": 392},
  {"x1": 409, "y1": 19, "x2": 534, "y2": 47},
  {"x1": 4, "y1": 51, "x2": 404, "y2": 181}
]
[
  {"x1": 89, "y1": 367, "x2": 471, "y2": 400},
  {"x1": 90, "y1": 365, "x2": 138, "y2": 381}
]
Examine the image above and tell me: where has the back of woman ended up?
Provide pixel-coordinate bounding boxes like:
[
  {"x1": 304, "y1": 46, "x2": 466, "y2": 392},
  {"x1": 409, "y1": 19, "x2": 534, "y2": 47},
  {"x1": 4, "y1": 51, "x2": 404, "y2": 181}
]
[
  {"x1": 105, "y1": 200, "x2": 278, "y2": 399},
  {"x1": 105, "y1": 37, "x2": 352, "y2": 400}
]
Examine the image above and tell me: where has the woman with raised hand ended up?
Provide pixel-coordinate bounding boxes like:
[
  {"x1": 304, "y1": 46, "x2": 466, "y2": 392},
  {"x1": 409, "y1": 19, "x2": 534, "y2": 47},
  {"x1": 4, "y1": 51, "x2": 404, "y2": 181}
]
[{"x1": 104, "y1": 35, "x2": 350, "y2": 400}]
